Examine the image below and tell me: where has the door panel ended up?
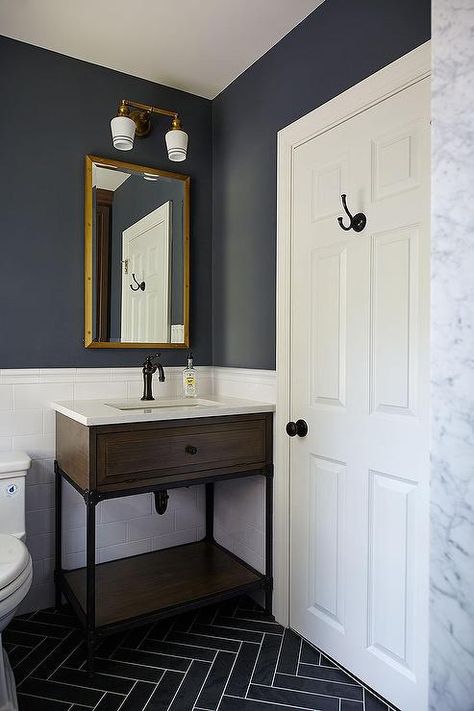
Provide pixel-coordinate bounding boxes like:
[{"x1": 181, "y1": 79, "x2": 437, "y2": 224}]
[
  {"x1": 311, "y1": 245, "x2": 347, "y2": 408},
  {"x1": 308, "y1": 456, "x2": 346, "y2": 631},
  {"x1": 367, "y1": 469, "x2": 416, "y2": 671},
  {"x1": 289, "y1": 78, "x2": 430, "y2": 711},
  {"x1": 370, "y1": 227, "x2": 419, "y2": 417}
]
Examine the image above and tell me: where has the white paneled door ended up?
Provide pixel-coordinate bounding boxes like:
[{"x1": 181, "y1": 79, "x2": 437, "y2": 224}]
[{"x1": 289, "y1": 78, "x2": 430, "y2": 710}]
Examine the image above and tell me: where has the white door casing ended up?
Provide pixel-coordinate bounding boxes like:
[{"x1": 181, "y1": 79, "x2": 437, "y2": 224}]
[
  {"x1": 121, "y1": 201, "x2": 171, "y2": 343},
  {"x1": 275, "y1": 42, "x2": 431, "y2": 711}
]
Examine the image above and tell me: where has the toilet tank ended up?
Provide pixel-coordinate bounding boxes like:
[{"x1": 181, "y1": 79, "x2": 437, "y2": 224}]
[{"x1": 0, "y1": 451, "x2": 31, "y2": 540}]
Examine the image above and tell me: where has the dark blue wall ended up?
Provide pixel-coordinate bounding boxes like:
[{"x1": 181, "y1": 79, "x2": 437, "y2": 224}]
[
  {"x1": 212, "y1": 0, "x2": 431, "y2": 369},
  {"x1": 0, "y1": 36, "x2": 212, "y2": 368},
  {"x1": 0, "y1": 0, "x2": 431, "y2": 370}
]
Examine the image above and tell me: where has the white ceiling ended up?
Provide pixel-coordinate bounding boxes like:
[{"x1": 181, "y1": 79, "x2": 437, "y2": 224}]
[
  {"x1": 0, "y1": 0, "x2": 324, "y2": 99},
  {"x1": 93, "y1": 166, "x2": 130, "y2": 192}
]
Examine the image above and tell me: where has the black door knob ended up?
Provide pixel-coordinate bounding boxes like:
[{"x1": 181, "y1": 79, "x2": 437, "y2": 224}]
[
  {"x1": 185, "y1": 445, "x2": 198, "y2": 455},
  {"x1": 286, "y1": 420, "x2": 308, "y2": 438}
]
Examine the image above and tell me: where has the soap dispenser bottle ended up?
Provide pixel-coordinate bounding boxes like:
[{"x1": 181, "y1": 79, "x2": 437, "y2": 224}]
[{"x1": 183, "y1": 352, "x2": 197, "y2": 398}]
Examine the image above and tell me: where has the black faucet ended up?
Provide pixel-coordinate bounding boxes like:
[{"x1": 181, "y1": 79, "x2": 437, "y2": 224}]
[{"x1": 141, "y1": 354, "x2": 165, "y2": 401}]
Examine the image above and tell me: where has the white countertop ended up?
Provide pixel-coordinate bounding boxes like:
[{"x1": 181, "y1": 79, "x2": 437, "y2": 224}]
[{"x1": 51, "y1": 395, "x2": 275, "y2": 427}]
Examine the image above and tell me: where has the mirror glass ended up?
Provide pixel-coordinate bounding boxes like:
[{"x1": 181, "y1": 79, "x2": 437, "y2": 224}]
[{"x1": 85, "y1": 155, "x2": 189, "y2": 348}]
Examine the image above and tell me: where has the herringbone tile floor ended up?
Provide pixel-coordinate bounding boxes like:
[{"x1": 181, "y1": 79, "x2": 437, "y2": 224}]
[{"x1": 4, "y1": 597, "x2": 396, "y2": 711}]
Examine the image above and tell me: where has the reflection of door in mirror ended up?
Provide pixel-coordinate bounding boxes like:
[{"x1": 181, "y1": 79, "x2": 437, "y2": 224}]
[
  {"x1": 95, "y1": 189, "x2": 113, "y2": 341},
  {"x1": 121, "y1": 202, "x2": 171, "y2": 342},
  {"x1": 85, "y1": 155, "x2": 190, "y2": 349}
]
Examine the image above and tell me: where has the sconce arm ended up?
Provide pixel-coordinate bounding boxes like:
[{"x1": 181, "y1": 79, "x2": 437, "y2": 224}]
[{"x1": 120, "y1": 99, "x2": 178, "y2": 119}]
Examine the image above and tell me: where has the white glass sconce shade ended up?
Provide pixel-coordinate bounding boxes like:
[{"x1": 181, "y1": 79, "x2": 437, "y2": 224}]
[
  {"x1": 110, "y1": 115, "x2": 136, "y2": 151},
  {"x1": 165, "y1": 129, "x2": 188, "y2": 162}
]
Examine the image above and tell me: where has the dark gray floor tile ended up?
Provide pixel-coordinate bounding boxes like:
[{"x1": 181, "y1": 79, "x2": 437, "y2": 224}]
[
  {"x1": 219, "y1": 599, "x2": 241, "y2": 617},
  {"x1": 3, "y1": 628, "x2": 46, "y2": 647},
  {"x1": 190, "y1": 622, "x2": 262, "y2": 644},
  {"x1": 18, "y1": 694, "x2": 71, "y2": 711},
  {"x1": 320, "y1": 654, "x2": 337, "y2": 668},
  {"x1": 112, "y1": 645, "x2": 190, "y2": 672},
  {"x1": 121, "y1": 625, "x2": 151, "y2": 649},
  {"x1": 220, "y1": 696, "x2": 304, "y2": 711},
  {"x1": 53, "y1": 666, "x2": 134, "y2": 694},
  {"x1": 236, "y1": 597, "x2": 259, "y2": 611},
  {"x1": 14, "y1": 637, "x2": 64, "y2": 683},
  {"x1": 194, "y1": 604, "x2": 220, "y2": 625},
  {"x1": 19, "y1": 677, "x2": 103, "y2": 706},
  {"x1": 196, "y1": 651, "x2": 235, "y2": 709},
  {"x1": 249, "y1": 683, "x2": 339, "y2": 710},
  {"x1": 32, "y1": 629, "x2": 84, "y2": 679},
  {"x1": 141, "y1": 637, "x2": 216, "y2": 661},
  {"x1": 341, "y1": 701, "x2": 364, "y2": 710},
  {"x1": 226, "y1": 641, "x2": 260, "y2": 697},
  {"x1": 275, "y1": 672, "x2": 363, "y2": 701},
  {"x1": 89, "y1": 696, "x2": 125, "y2": 711},
  {"x1": 252, "y1": 634, "x2": 283, "y2": 685},
  {"x1": 95, "y1": 632, "x2": 127, "y2": 658},
  {"x1": 365, "y1": 690, "x2": 390, "y2": 710},
  {"x1": 167, "y1": 629, "x2": 241, "y2": 652},
  {"x1": 63, "y1": 642, "x2": 86, "y2": 669},
  {"x1": 91, "y1": 656, "x2": 165, "y2": 682},
  {"x1": 214, "y1": 616, "x2": 284, "y2": 635},
  {"x1": 9, "y1": 618, "x2": 71, "y2": 639},
  {"x1": 298, "y1": 662, "x2": 360, "y2": 686},
  {"x1": 276, "y1": 629, "x2": 301, "y2": 674},
  {"x1": 146, "y1": 619, "x2": 178, "y2": 641},
  {"x1": 168, "y1": 659, "x2": 210, "y2": 711},
  {"x1": 8, "y1": 595, "x2": 386, "y2": 711},
  {"x1": 300, "y1": 641, "x2": 320, "y2": 665},
  {"x1": 31, "y1": 609, "x2": 79, "y2": 628},
  {"x1": 170, "y1": 610, "x2": 198, "y2": 633},
  {"x1": 146, "y1": 671, "x2": 184, "y2": 711},
  {"x1": 119, "y1": 681, "x2": 156, "y2": 711},
  {"x1": 233, "y1": 606, "x2": 275, "y2": 621},
  {"x1": 6, "y1": 645, "x2": 34, "y2": 667}
]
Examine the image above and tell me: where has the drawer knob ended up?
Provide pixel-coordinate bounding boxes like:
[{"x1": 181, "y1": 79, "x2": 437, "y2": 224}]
[{"x1": 185, "y1": 445, "x2": 198, "y2": 455}]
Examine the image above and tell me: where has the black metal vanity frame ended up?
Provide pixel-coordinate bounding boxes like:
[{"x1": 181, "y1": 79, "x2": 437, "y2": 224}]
[{"x1": 53, "y1": 414, "x2": 273, "y2": 672}]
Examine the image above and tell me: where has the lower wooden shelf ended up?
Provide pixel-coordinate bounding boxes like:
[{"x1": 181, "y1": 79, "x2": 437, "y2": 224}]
[{"x1": 62, "y1": 540, "x2": 263, "y2": 629}]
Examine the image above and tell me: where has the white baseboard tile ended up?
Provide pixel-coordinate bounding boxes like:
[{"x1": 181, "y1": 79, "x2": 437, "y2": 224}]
[{"x1": 0, "y1": 366, "x2": 274, "y2": 613}]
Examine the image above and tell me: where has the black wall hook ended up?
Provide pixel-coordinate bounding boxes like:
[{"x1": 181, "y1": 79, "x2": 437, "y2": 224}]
[
  {"x1": 130, "y1": 273, "x2": 146, "y2": 291},
  {"x1": 337, "y1": 194, "x2": 367, "y2": 233}
]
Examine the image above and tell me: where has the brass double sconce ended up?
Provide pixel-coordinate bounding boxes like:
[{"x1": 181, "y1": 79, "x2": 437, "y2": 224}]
[{"x1": 110, "y1": 99, "x2": 188, "y2": 162}]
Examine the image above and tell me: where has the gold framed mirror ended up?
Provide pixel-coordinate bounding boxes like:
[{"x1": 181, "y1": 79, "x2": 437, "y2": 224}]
[{"x1": 84, "y1": 155, "x2": 190, "y2": 349}]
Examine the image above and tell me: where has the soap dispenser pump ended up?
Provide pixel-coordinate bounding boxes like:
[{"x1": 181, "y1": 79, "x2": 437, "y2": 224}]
[{"x1": 183, "y1": 352, "x2": 197, "y2": 398}]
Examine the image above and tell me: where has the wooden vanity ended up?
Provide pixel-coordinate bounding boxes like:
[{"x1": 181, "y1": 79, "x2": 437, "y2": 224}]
[{"x1": 53, "y1": 400, "x2": 273, "y2": 670}]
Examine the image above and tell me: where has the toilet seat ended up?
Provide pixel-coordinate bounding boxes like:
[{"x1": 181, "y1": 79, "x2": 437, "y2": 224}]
[
  {"x1": 0, "y1": 535, "x2": 30, "y2": 593},
  {"x1": 0, "y1": 534, "x2": 32, "y2": 617},
  {"x1": 0, "y1": 558, "x2": 32, "y2": 606}
]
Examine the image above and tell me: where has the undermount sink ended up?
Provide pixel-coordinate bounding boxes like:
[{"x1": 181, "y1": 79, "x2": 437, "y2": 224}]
[{"x1": 104, "y1": 398, "x2": 217, "y2": 411}]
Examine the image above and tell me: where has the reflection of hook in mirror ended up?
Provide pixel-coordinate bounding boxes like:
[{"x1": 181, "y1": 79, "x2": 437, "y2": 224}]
[
  {"x1": 337, "y1": 193, "x2": 367, "y2": 233},
  {"x1": 130, "y1": 273, "x2": 146, "y2": 291}
]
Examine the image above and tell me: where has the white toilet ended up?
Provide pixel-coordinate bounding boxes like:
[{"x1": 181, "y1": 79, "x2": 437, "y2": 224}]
[{"x1": 0, "y1": 452, "x2": 33, "y2": 711}]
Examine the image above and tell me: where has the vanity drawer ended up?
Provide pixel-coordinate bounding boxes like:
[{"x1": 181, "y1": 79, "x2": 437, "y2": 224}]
[{"x1": 95, "y1": 415, "x2": 270, "y2": 490}]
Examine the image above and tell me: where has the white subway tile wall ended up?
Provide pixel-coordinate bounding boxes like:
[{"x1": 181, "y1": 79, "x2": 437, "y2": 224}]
[
  {"x1": 0, "y1": 366, "x2": 275, "y2": 613},
  {"x1": 212, "y1": 367, "x2": 276, "y2": 575}
]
